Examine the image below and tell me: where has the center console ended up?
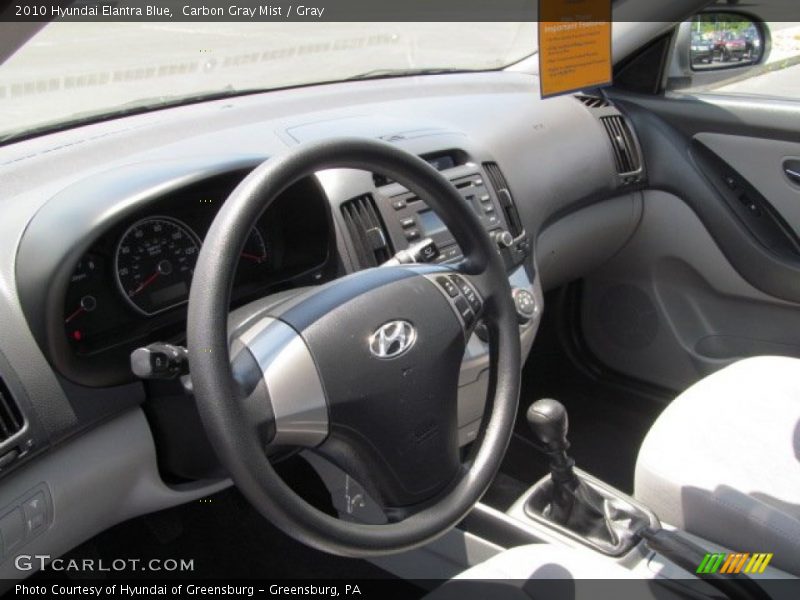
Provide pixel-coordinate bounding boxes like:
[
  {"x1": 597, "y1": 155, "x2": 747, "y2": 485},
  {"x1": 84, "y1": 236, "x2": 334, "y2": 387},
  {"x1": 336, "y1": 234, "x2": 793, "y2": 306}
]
[{"x1": 371, "y1": 151, "x2": 530, "y2": 271}]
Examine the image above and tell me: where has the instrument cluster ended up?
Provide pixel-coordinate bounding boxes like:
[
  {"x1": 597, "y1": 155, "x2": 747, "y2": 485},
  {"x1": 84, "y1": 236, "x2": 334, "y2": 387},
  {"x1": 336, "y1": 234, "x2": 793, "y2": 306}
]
[{"x1": 63, "y1": 175, "x2": 333, "y2": 358}]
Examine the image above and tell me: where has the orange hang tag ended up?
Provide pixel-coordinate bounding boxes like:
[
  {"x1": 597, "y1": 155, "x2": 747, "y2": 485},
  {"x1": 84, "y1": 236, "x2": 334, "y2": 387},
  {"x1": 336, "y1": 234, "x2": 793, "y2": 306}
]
[{"x1": 538, "y1": 0, "x2": 613, "y2": 98}]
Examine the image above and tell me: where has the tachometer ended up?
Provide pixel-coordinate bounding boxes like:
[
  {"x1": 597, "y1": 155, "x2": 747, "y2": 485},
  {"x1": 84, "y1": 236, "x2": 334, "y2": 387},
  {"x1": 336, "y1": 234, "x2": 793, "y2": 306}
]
[{"x1": 115, "y1": 217, "x2": 201, "y2": 315}]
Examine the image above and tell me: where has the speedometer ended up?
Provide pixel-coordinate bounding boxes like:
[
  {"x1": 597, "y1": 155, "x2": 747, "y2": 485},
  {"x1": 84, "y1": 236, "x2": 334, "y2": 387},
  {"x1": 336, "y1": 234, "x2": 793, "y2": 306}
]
[{"x1": 115, "y1": 217, "x2": 201, "y2": 315}]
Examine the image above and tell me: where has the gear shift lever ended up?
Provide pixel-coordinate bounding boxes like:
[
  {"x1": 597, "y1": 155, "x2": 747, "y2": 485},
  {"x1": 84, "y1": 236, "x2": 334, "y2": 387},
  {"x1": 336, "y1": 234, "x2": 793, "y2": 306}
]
[
  {"x1": 526, "y1": 399, "x2": 579, "y2": 521},
  {"x1": 524, "y1": 398, "x2": 655, "y2": 555}
]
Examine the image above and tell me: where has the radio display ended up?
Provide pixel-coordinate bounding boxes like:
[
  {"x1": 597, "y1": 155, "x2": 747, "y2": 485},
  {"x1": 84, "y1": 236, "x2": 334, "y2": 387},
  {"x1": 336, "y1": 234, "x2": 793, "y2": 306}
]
[{"x1": 418, "y1": 210, "x2": 449, "y2": 237}]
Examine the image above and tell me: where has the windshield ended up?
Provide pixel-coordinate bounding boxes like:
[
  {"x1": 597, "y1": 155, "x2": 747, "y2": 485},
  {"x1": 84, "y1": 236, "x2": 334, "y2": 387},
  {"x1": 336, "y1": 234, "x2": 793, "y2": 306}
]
[{"x1": 0, "y1": 22, "x2": 537, "y2": 142}]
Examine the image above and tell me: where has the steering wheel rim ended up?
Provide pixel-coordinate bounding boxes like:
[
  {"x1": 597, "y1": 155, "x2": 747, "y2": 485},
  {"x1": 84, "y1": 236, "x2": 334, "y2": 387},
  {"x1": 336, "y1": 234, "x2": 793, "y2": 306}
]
[{"x1": 187, "y1": 137, "x2": 521, "y2": 557}]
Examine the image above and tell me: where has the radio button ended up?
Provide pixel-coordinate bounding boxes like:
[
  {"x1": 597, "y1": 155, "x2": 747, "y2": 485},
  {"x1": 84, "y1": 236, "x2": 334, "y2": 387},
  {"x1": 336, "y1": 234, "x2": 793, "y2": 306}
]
[{"x1": 450, "y1": 275, "x2": 481, "y2": 312}]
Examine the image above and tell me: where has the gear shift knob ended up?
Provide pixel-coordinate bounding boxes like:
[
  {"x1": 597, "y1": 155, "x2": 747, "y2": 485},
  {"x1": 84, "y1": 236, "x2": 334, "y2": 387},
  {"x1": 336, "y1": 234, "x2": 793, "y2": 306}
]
[{"x1": 527, "y1": 398, "x2": 569, "y2": 451}]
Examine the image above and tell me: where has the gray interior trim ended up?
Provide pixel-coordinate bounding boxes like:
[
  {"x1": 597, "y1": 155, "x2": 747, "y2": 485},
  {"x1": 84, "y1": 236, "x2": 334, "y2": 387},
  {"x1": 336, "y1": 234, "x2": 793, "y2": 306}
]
[
  {"x1": 0, "y1": 408, "x2": 229, "y2": 584},
  {"x1": 237, "y1": 317, "x2": 329, "y2": 447},
  {"x1": 536, "y1": 192, "x2": 643, "y2": 292},
  {"x1": 582, "y1": 189, "x2": 800, "y2": 392}
]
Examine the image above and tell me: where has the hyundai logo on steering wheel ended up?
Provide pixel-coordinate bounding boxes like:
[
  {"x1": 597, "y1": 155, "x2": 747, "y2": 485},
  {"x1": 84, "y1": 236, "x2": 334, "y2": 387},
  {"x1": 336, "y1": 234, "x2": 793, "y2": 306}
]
[{"x1": 369, "y1": 320, "x2": 417, "y2": 359}]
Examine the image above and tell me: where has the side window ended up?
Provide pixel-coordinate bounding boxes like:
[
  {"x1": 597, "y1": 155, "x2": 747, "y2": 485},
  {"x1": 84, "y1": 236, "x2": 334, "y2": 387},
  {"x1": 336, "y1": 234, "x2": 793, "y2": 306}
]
[{"x1": 666, "y1": 14, "x2": 800, "y2": 101}]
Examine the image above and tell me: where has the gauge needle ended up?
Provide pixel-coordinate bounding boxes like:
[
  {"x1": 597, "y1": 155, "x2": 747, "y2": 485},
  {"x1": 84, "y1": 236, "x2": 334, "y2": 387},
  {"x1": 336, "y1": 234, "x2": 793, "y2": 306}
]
[
  {"x1": 129, "y1": 271, "x2": 160, "y2": 297},
  {"x1": 65, "y1": 306, "x2": 84, "y2": 324},
  {"x1": 241, "y1": 252, "x2": 265, "y2": 263}
]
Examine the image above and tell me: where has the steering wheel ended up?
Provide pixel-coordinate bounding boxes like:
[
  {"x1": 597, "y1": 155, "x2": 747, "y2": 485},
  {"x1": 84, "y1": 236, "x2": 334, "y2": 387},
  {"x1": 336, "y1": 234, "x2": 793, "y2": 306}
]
[{"x1": 187, "y1": 138, "x2": 521, "y2": 557}]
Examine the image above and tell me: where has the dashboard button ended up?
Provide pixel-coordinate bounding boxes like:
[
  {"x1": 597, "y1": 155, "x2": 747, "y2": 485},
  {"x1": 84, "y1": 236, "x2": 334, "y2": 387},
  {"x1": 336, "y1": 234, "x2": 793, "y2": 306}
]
[
  {"x1": 400, "y1": 217, "x2": 416, "y2": 228},
  {"x1": 23, "y1": 493, "x2": 47, "y2": 534},
  {"x1": 392, "y1": 199, "x2": 407, "y2": 210},
  {"x1": 404, "y1": 229, "x2": 420, "y2": 241}
]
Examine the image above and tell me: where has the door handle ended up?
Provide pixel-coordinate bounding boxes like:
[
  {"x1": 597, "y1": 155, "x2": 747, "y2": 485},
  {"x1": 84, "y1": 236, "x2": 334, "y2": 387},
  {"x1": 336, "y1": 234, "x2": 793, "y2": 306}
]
[{"x1": 785, "y1": 160, "x2": 800, "y2": 186}]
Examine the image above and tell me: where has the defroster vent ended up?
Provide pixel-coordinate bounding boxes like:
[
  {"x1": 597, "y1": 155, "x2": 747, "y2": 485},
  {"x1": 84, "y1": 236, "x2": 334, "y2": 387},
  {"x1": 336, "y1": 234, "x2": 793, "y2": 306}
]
[
  {"x1": 600, "y1": 115, "x2": 642, "y2": 177},
  {"x1": 0, "y1": 378, "x2": 24, "y2": 443},
  {"x1": 575, "y1": 94, "x2": 611, "y2": 109},
  {"x1": 340, "y1": 194, "x2": 393, "y2": 269}
]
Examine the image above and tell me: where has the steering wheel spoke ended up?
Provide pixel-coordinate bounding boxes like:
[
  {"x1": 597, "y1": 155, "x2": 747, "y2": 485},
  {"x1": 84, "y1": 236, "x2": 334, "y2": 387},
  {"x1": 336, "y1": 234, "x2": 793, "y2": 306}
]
[{"x1": 231, "y1": 316, "x2": 329, "y2": 449}]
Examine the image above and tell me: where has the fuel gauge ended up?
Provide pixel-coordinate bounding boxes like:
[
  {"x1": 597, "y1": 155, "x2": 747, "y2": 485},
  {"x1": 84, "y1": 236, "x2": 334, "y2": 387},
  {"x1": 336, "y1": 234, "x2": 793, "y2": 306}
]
[{"x1": 64, "y1": 253, "x2": 110, "y2": 345}]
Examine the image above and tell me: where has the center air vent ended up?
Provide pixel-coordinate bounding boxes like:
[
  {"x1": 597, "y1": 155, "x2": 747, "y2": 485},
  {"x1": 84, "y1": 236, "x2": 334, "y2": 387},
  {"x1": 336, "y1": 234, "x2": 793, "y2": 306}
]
[
  {"x1": 340, "y1": 194, "x2": 393, "y2": 269},
  {"x1": 0, "y1": 378, "x2": 24, "y2": 443},
  {"x1": 600, "y1": 115, "x2": 643, "y2": 179},
  {"x1": 483, "y1": 162, "x2": 524, "y2": 237}
]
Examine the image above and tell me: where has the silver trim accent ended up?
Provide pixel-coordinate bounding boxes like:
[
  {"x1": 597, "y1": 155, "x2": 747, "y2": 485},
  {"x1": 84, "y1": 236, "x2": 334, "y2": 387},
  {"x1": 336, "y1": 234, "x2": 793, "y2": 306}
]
[
  {"x1": 237, "y1": 317, "x2": 329, "y2": 447},
  {"x1": 368, "y1": 320, "x2": 417, "y2": 359}
]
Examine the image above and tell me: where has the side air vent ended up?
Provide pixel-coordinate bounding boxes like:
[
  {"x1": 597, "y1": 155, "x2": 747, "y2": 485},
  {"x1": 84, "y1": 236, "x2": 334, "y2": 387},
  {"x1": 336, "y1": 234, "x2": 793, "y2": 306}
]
[
  {"x1": 483, "y1": 162, "x2": 524, "y2": 237},
  {"x1": 575, "y1": 94, "x2": 610, "y2": 109},
  {"x1": 340, "y1": 194, "x2": 393, "y2": 268},
  {"x1": 600, "y1": 115, "x2": 642, "y2": 177},
  {"x1": 0, "y1": 378, "x2": 24, "y2": 443}
]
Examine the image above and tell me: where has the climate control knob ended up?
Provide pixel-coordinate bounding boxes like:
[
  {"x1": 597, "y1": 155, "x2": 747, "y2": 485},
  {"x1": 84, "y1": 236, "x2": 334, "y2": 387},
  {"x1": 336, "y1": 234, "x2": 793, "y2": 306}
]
[{"x1": 512, "y1": 287, "x2": 537, "y2": 323}]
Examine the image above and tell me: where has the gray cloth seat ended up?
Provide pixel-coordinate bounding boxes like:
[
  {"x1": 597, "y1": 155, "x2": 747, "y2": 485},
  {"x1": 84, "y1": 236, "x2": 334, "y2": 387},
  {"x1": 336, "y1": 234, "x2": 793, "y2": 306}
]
[
  {"x1": 423, "y1": 543, "x2": 689, "y2": 600},
  {"x1": 635, "y1": 356, "x2": 800, "y2": 576}
]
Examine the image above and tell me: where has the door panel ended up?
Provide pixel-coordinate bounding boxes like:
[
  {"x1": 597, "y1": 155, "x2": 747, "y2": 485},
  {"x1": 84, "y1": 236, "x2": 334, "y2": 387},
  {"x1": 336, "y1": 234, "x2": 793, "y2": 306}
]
[
  {"x1": 582, "y1": 190, "x2": 800, "y2": 392},
  {"x1": 581, "y1": 94, "x2": 800, "y2": 392},
  {"x1": 695, "y1": 133, "x2": 800, "y2": 238}
]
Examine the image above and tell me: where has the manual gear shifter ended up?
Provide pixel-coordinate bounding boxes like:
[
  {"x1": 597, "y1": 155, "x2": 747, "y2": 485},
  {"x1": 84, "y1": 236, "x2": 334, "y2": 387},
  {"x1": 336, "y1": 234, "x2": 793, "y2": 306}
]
[
  {"x1": 526, "y1": 399, "x2": 580, "y2": 520},
  {"x1": 525, "y1": 398, "x2": 654, "y2": 555}
]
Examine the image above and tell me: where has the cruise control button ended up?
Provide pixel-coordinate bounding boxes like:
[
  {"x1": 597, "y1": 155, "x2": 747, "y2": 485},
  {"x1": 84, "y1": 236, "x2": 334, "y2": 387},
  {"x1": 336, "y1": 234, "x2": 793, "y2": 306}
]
[
  {"x1": 453, "y1": 296, "x2": 475, "y2": 326},
  {"x1": 436, "y1": 276, "x2": 460, "y2": 298}
]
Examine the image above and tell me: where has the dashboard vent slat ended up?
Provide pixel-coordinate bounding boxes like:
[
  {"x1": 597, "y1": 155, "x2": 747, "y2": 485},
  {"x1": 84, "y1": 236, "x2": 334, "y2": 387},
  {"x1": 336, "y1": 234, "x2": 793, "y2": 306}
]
[
  {"x1": 483, "y1": 162, "x2": 524, "y2": 238},
  {"x1": 600, "y1": 115, "x2": 641, "y2": 176},
  {"x1": 0, "y1": 378, "x2": 24, "y2": 443},
  {"x1": 575, "y1": 94, "x2": 610, "y2": 109},
  {"x1": 340, "y1": 194, "x2": 393, "y2": 269}
]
